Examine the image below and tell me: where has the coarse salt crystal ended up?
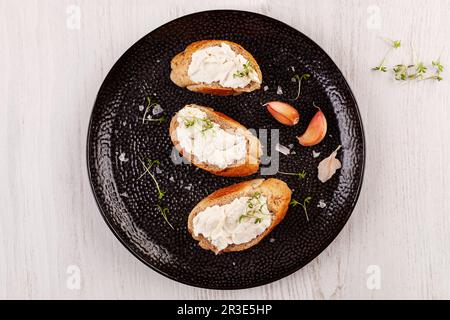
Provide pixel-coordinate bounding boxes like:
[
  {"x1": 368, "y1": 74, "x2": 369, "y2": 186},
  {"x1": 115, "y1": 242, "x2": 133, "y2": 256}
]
[
  {"x1": 152, "y1": 104, "x2": 164, "y2": 115},
  {"x1": 118, "y1": 153, "x2": 128, "y2": 162},
  {"x1": 317, "y1": 200, "x2": 326, "y2": 208},
  {"x1": 277, "y1": 86, "x2": 283, "y2": 95}
]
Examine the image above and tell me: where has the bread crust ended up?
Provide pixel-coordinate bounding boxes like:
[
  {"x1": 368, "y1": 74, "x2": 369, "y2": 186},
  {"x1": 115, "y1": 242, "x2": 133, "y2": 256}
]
[
  {"x1": 187, "y1": 178, "x2": 292, "y2": 254},
  {"x1": 169, "y1": 104, "x2": 262, "y2": 177},
  {"x1": 170, "y1": 40, "x2": 262, "y2": 96}
]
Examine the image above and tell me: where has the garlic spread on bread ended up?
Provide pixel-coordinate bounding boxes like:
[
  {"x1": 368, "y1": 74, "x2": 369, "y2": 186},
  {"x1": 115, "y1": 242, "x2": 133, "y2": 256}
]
[
  {"x1": 187, "y1": 42, "x2": 260, "y2": 88},
  {"x1": 193, "y1": 194, "x2": 272, "y2": 252},
  {"x1": 175, "y1": 106, "x2": 247, "y2": 169}
]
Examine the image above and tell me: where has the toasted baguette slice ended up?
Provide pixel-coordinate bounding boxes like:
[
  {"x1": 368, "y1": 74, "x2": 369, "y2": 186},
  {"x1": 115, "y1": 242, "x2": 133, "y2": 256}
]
[
  {"x1": 170, "y1": 40, "x2": 262, "y2": 96},
  {"x1": 169, "y1": 104, "x2": 262, "y2": 177},
  {"x1": 188, "y1": 178, "x2": 292, "y2": 254}
]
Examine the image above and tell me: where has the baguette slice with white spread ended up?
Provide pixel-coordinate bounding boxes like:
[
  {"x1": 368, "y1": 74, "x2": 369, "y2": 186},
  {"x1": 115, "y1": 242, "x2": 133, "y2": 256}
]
[
  {"x1": 169, "y1": 104, "x2": 262, "y2": 177},
  {"x1": 188, "y1": 178, "x2": 292, "y2": 254},
  {"x1": 170, "y1": 40, "x2": 262, "y2": 96}
]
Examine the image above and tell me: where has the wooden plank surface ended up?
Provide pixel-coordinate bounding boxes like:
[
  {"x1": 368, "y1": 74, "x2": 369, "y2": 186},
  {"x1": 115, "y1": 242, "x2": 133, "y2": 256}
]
[{"x1": 0, "y1": 0, "x2": 449, "y2": 299}]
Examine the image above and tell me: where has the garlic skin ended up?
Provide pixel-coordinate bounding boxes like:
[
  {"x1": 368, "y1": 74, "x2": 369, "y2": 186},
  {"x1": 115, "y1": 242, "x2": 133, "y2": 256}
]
[{"x1": 318, "y1": 145, "x2": 342, "y2": 183}]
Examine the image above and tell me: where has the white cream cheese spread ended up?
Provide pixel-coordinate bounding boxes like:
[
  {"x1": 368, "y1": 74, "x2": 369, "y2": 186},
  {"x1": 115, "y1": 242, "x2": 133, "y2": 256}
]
[
  {"x1": 187, "y1": 42, "x2": 260, "y2": 88},
  {"x1": 175, "y1": 106, "x2": 247, "y2": 169},
  {"x1": 193, "y1": 193, "x2": 272, "y2": 252}
]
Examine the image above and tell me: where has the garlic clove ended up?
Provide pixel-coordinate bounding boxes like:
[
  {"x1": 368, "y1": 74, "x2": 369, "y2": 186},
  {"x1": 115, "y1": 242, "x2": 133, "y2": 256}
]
[
  {"x1": 297, "y1": 108, "x2": 327, "y2": 146},
  {"x1": 265, "y1": 101, "x2": 299, "y2": 126},
  {"x1": 318, "y1": 145, "x2": 342, "y2": 183}
]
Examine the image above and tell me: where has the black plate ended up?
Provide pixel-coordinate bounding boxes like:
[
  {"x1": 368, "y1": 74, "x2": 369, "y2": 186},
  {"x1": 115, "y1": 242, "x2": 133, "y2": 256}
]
[{"x1": 87, "y1": 10, "x2": 365, "y2": 289}]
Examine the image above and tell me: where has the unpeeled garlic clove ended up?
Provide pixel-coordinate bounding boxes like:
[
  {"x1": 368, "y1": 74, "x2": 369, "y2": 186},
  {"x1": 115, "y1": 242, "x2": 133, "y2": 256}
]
[
  {"x1": 265, "y1": 101, "x2": 299, "y2": 126},
  {"x1": 297, "y1": 108, "x2": 327, "y2": 147}
]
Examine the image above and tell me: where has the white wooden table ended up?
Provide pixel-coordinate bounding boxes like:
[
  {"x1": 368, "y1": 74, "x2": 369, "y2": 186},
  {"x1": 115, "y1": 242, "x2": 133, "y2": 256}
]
[{"x1": 1, "y1": 0, "x2": 449, "y2": 300}]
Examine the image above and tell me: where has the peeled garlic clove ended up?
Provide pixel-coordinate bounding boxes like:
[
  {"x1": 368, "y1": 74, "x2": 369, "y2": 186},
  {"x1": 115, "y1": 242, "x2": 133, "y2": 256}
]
[
  {"x1": 297, "y1": 109, "x2": 327, "y2": 147},
  {"x1": 318, "y1": 145, "x2": 342, "y2": 183},
  {"x1": 266, "y1": 101, "x2": 299, "y2": 126}
]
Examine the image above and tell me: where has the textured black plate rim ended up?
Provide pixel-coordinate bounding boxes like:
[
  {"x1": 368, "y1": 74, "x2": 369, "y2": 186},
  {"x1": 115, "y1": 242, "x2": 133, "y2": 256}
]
[{"x1": 86, "y1": 9, "x2": 366, "y2": 290}]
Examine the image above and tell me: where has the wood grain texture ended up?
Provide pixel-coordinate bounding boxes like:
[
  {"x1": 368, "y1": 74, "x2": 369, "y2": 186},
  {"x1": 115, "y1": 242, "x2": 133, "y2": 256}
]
[{"x1": 1, "y1": 0, "x2": 449, "y2": 299}]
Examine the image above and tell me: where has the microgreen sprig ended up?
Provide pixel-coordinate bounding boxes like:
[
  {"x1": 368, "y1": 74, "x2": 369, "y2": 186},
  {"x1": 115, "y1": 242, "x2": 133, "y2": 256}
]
[
  {"x1": 142, "y1": 96, "x2": 166, "y2": 124},
  {"x1": 372, "y1": 38, "x2": 444, "y2": 82},
  {"x1": 156, "y1": 204, "x2": 174, "y2": 229},
  {"x1": 181, "y1": 116, "x2": 214, "y2": 133},
  {"x1": 433, "y1": 60, "x2": 444, "y2": 73},
  {"x1": 137, "y1": 158, "x2": 173, "y2": 228},
  {"x1": 290, "y1": 196, "x2": 312, "y2": 222},
  {"x1": 291, "y1": 73, "x2": 310, "y2": 101},
  {"x1": 372, "y1": 38, "x2": 401, "y2": 72},
  {"x1": 278, "y1": 170, "x2": 307, "y2": 179},
  {"x1": 393, "y1": 60, "x2": 444, "y2": 82},
  {"x1": 138, "y1": 159, "x2": 166, "y2": 199},
  {"x1": 200, "y1": 118, "x2": 214, "y2": 132},
  {"x1": 238, "y1": 192, "x2": 270, "y2": 224},
  {"x1": 387, "y1": 39, "x2": 402, "y2": 49},
  {"x1": 416, "y1": 62, "x2": 427, "y2": 75},
  {"x1": 424, "y1": 60, "x2": 445, "y2": 81},
  {"x1": 393, "y1": 64, "x2": 414, "y2": 81},
  {"x1": 233, "y1": 61, "x2": 254, "y2": 78},
  {"x1": 145, "y1": 116, "x2": 166, "y2": 124}
]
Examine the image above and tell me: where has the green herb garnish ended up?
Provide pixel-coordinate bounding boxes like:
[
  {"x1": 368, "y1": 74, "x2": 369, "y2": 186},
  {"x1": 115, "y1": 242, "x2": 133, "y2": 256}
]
[
  {"x1": 145, "y1": 115, "x2": 166, "y2": 124},
  {"x1": 278, "y1": 170, "x2": 307, "y2": 179},
  {"x1": 142, "y1": 96, "x2": 166, "y2": 124},
  {"x1": 156, "y1": 205, "x2": 174, "y2": 229},
  {"x1": 393, "y1": 64, "x2": 414, "y2": 81},
  {"x1": 200, "y1": 118, "x2": 214, "y2": 132},
  {"x1": 372, "y1": 38, "x2": 444, "y2": 82},
  {"x1": 183, "y1": 118, "x2": 197, "y2": 127},
  {"x1": 425, "y1": 60, "x2": 445, "y2": 81},
  {"x1": 136, "y1": 158, "x2": 176, "y2": 228},
  {"x1": 390, "y1": 39, "x2": 402, "y2": 49},
  {"x1": 181, "y1": 116, "x2": 215, "y2": 133},
  {"x1": 238, "y1": 192, "x2": 270, "y2": 224},
  {"x1": 433, "y1": 60, "x2": 444, "y2": 73},
  {"x1": 138, "y1": 159, "x2": 166, "y2": 200},
  {"x1": 416, "y1": 62, "x2": 427, "y2": 76},
  {"x1": 290, "y1": 196, "x2": 312, "y2": 222},
  {"x1": 372, "y1": 38, "x2": 401, "y2": 72},
  {"x1": 393, "y1": 61, "x2": 444, "y2": 81},
  {"x1": 233, "y1": 61, "x2": 254, "y2": 78},
  {"x1": 138, "y1": 158, "x2": 173, "y2": 228},
  {"x1": 291, "y1": 73, "x2": 310, "y2": 100}
]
